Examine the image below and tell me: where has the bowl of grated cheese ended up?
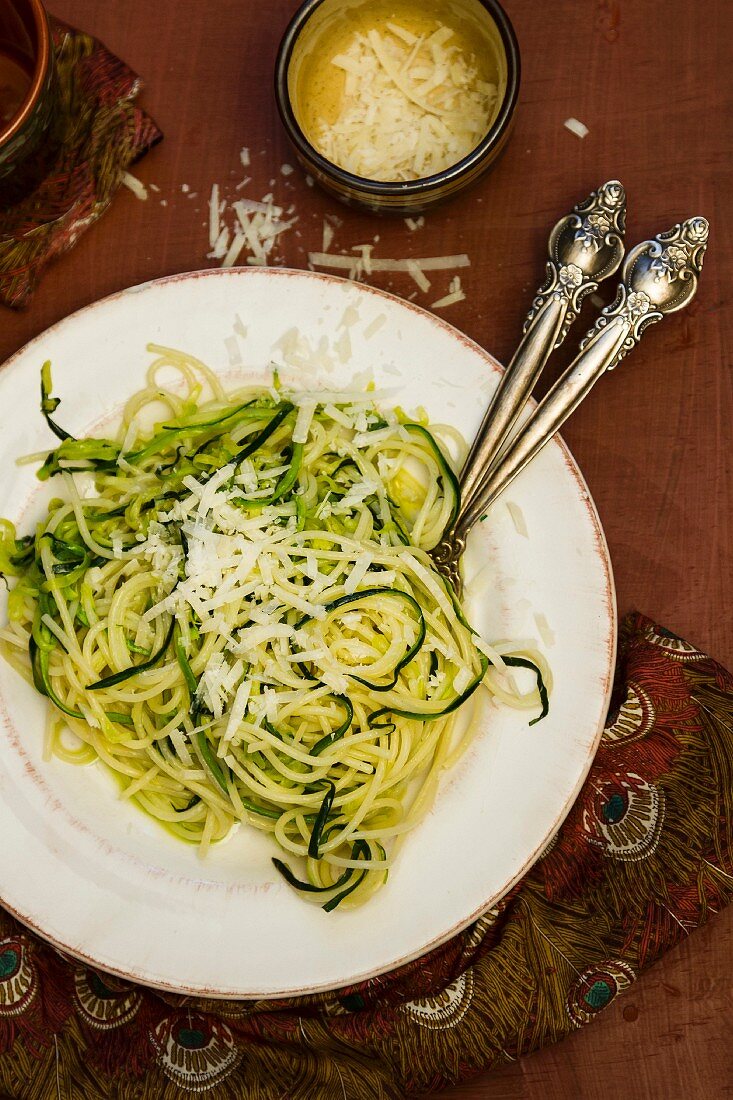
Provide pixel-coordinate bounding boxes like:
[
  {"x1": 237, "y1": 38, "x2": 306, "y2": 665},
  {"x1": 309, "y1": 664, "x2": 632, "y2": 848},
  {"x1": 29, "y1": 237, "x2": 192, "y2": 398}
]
[{"x1": 274, "y1": 0, "x2": 520, "y2": 214}]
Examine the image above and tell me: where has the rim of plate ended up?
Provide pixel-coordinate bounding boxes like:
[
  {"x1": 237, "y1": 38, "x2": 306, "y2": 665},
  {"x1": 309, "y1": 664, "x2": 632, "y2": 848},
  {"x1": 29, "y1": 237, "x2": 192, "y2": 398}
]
[{"x1": 0, "y1": 267, "x2": 617, "y2": 997}]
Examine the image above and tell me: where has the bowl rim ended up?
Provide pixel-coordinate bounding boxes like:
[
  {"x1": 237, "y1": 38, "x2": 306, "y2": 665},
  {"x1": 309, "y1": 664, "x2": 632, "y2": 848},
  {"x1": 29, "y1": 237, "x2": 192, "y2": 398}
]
[
  {"x1": 0, "y1": 0, "x2": 51, "y2": 147},
  {"x1": 274, "y1": 0, "x2": 521, "y2": 197}
]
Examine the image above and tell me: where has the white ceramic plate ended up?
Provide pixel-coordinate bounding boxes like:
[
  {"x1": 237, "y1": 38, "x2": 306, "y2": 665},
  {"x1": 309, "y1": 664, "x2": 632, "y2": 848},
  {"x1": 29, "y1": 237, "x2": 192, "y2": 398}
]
[{"x1": 0, "y1": 269, "x2": 615, "y2": 998}]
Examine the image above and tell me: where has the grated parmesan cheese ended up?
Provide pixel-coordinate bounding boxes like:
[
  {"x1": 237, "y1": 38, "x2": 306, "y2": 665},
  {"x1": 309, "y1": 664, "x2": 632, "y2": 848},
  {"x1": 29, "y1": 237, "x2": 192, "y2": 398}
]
[
  {"x1": 344, "y1": 551, "x2": 373, "y2": 595},
  {"x1": 209, "y1": 226, "x2": 230, "y2": 260},
  {"x1": 431, "y1": 275, "x2": 466, "y2": 309},
  {"x1": 292, "y1": 399, "x2": 317, "y2": 444},
  {"x1": 170, "y1": 728, "x2": 194, "y2": 766},
  {"x1": 339, "y1": 304, "x2": 360, "y2": 329},
  {"x1": 308, "y1": 252, "x2": 469, "y2": 273},
  {"x1": 534, "y1": 612, "x2": 556, "y2": 648},
  {"x1": 224, "y1": 334, "x2": 243, "y2": 366},
  {"x1": 322, "y1": 402, "x2": 354, "y2": 429},
  {"x1": 310, "y1": 22, "x2": 497, "y2": 181},
  {"x1": 407, "y1": 259, "x2": 431, "y2": 293},
  {"x1": 118, "y1": 418, "x2": 140, "y2": 458},
  {"x1": 221, "y1": 231, "x2": 247, "y2": 268},
  {"x1": 208, "y1": 183, "x2": 221, "y2": 249},
  {"x1": 220, "y1": 679, "x2": 252, "y2": 753},
  {"x1": 335, "y1": 329, "x2": 352, "y2": 364},
  {"x1": 564, "y1": 117, "x2": 589, "y2": 139},
  {"x1": 453, "y1": 667, "x2": 474, "y2": 695},
  {"x1": 206, "y1": 187, "x2": 297, "y2": 270},
  {"x1": 121, "y1": 171, "x2": 148, "y2": 201},
  {"x1": 505, "y1": 500, "x2": 528, "y2": 537},
  {"x1": 363, "y1": 314, "x2": 386, "y2": 339}
]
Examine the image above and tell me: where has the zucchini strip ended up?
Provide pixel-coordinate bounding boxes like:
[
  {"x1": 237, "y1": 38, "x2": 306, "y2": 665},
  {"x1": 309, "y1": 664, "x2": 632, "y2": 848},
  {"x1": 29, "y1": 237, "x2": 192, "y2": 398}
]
[
  {"x1": 311, "y1": 696, "x2": 354, "y2": 755},
  {"x1": 308, "y1": 780, "x2": 336, "y2": 858},
  {"x1": 230, "y1": 403, "x2": 294, "y2": 465},
  {"x1": 195, "y1": 731, "x2": 230, "y2": 794},
  {"x1": 502, "y1": 656, "x2": 549, "y2": 726},
  {"x1": 88, "y1": 619, "x2": 175, "y2": 690},
  {"x1": 40, "y1": 361, "x2": 73, "y2": 442},
  {"x1": 272, "y1": 839, "x2": 371, "y2": 910},
  {"x1": 401, "y1": 422, "x2": 460, "y2": 532}
]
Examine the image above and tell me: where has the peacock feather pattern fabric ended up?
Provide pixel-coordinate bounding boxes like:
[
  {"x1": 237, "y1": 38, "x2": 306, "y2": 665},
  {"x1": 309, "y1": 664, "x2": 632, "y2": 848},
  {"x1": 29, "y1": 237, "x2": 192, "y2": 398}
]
[{"x1": 0, "y1": 613, "x2": 731, "y2": 1098}]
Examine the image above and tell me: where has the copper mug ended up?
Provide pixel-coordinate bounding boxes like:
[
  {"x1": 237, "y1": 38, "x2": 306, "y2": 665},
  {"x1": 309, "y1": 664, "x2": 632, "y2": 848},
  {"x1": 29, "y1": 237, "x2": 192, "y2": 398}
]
[{"x1": 0, "y1": 0, "x2": 56, "y2": 205}]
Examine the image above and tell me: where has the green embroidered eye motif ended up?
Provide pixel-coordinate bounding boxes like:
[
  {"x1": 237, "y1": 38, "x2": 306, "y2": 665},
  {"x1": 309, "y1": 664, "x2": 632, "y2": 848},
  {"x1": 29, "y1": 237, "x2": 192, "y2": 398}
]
[
  {"x1": 177, "y1": 1027, "x2": 207, "y2": 1050},
  {"x1": 601, "y1": 792, "x2": 627, "y2": 824},
  {"x1": 584, "y1": 979, "x2": 613, "y2": 1009},
  {"x1": 0, "y1": 948, "x2": 19, "y2": 979},
  {"x1": 88, "y1": 973, "x2": 115, "y2": 999}
]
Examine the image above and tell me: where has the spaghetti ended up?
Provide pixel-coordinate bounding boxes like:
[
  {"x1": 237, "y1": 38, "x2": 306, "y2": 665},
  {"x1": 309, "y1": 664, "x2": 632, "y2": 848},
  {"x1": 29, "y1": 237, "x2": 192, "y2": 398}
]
[{"x1": 0, "y1": 346, "x2": 549, "y2": 909}]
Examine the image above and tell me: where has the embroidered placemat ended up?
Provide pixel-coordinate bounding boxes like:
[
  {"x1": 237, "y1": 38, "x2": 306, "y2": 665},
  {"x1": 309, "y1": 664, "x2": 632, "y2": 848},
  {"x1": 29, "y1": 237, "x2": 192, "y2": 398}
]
[
  {"x1": 0, "y1": 611, "x2": 731, "y2": 1098},
  {"x1": 0, "y1": 17, "x2": 161, "y2": 309}
]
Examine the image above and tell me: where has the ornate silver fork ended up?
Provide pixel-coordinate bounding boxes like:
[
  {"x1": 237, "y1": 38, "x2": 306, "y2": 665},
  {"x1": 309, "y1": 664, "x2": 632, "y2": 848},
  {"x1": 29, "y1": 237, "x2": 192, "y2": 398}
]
[
  {"x1": 459, "y1": 180, "x2": 627, "y2": 516},
  {"x1": 430, "y1": 214, "x2": 709, "y2": 595}
]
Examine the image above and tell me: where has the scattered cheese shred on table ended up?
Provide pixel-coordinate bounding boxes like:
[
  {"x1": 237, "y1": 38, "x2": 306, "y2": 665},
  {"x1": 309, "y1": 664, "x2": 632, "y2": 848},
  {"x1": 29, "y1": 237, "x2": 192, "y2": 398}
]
[
  {"x1": 314, "y1": 21, "x2": 497, "y2": 181},
  {"x1": 120, "y1": 171, "x2": 148, "y2": 201},
  {"x1": 431, "y1": 275, "x2": 466, "y2": 309},
  {"x1": 322, "y1": 221, "x2": 335, "y2": 252},
  {"x1": 221, "y1": 231, "x2": 247, "y2": 269},
  {"x1": 208, "y1": 183, "x2": 221, "y2": 249},
  {"x1": 308, "y1": 252, "x2": 470, "y2": 273},
  {"x1": 351, "y1": 243, "x2": 374, "y2": 275},
  {"x1": 564, "y1": 117, "x2": 589, "y2": 139},
  {"x1": 407, "y1": 259, "x2": 431, "y2": 292},
  {"x1": 206, "y1": 182, "x2": 298, "y2": 268},
  {"x1": 210, "y1": 226, "x2": 230, "y2": 260}
]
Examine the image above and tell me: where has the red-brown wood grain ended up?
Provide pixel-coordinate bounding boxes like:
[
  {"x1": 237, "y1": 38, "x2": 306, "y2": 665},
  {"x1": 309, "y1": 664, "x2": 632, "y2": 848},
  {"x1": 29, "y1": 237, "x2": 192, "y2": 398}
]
[{"x1": 1, "y1": 1, "x2": 732, "y2": 1095}]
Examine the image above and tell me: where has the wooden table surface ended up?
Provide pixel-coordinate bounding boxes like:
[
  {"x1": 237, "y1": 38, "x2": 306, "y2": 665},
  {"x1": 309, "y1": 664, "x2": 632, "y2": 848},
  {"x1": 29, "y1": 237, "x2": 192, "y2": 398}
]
[{"x1": 3, "y1": 0, "x2": 732, "y2": 1095}]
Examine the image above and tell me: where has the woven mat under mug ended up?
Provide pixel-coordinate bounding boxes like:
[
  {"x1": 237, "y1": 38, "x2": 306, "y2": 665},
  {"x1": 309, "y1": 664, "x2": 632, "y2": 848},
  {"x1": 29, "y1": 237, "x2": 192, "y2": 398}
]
[
  {"x1": 0, "y1": 611, "x2": 731, "y2": 1098},
  {"x1": 0, "y1": 17, "x2": 161, "y2": 309}
]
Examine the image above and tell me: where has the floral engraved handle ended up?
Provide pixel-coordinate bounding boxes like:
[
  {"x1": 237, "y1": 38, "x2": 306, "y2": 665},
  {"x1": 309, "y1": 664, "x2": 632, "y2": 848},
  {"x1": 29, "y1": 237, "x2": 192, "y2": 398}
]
[
  {"x1": 578, "y1": 285, "x2": 660, "y2": 365},
  {"x1": 580, "y1": 216, "x2": 709, "y2": 367},
  {"x1": 456, "y1": 181, "x2": 627, "y2": 523},
  {"x1": 524, "y1": 180, "x2": 627, "y2": 348},
  {"x1": 447, "y1": 216, "x2": 709, "y2": 551}
]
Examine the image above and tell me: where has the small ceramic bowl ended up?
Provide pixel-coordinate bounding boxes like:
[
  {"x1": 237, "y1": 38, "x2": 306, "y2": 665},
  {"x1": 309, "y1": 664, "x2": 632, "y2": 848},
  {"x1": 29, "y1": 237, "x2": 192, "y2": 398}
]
[
  {"x1": 274, "y1": 0, "x2": 520, "y2": 215},
  {"x1": 0, "y1": 0, "x2": 56, "y2": 204}
]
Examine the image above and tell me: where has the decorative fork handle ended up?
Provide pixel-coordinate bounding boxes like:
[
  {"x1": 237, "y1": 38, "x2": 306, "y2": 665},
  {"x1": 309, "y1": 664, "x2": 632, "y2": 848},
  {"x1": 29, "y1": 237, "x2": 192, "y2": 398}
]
[
  {"x1": 449, "y1": 217, "x2": 709, "y2": 541},
  {"x1": 459, "y1": 181, "x2": 627, "y2": 514},
  {"x1": 455, "y1": 304, "x2": 651, "y2": 536}
]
